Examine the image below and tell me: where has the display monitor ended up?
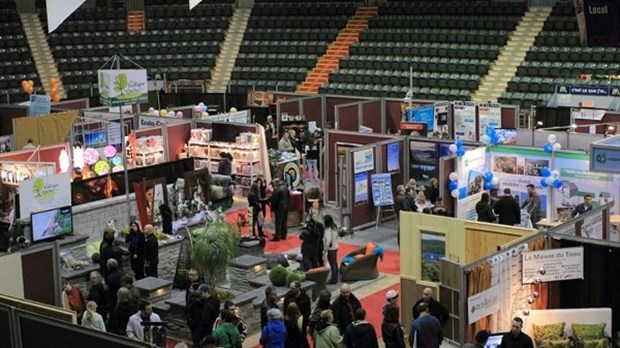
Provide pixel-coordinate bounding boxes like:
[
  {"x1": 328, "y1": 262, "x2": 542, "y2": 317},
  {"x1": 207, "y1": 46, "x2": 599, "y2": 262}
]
[
  {"x1": 494, "y1": 128, "x2": 518, "y2": 145},
  {"x1": 31, "y1": 206, "x2": 73, "y2": 243},
  {"x1": 484, "y1": 334, "x2": 504, "y2": 348},
  {"x1": 211, "y1": 123, "x2": 236, "y2": 142}
]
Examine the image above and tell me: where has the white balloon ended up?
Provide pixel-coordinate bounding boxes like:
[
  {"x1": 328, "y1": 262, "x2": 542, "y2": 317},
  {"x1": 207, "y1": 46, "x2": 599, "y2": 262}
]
[
  {"x1": 201, "y1": 111, "x2": 209, "y2": 118},
  {"x1": 198, "y1": 102, "x2": 205, "y2": 106},
  {"x1": 148, "y1": 107, "x2": 155, "y2": 113},
  {"x1": 547, "y1": 134, "x2": 557, "y2": 144},
  {"x1": 545, "y1": 177, "x2": 554, "y2": 185},
  {"x1": 152, "y1": 110, "x2": 160, "y2": 116},
  {"x1": 229, "y1": 107, "x2": 237, "y2": 113},
  {"x1": 176, "y1": 111, "x2": 184, "y2": 118},
  {"x1": 449, "y1": 172, "x2": 458, "y2": 181},
  {"x1": 551, "y1": 170, "x2": 560, "y2": 178},
  {"x1": 449, "y1": 144, "x2": 458, "y2": 153},
  {"x1": 552, "y1": 143, "x2": 561, "y2": 151},
  {"x1": 451, "y1": 189, "x2": 459, "y2": 198},
  {"x1": 491, "y1": 177, "x2": 499, "y2": 186},
  {"x1": 480, "y1": 134, "x2": 490, "y2": 145}
]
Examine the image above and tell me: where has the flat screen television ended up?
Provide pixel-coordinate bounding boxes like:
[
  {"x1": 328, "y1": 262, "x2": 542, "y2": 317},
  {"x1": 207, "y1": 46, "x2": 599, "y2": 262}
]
[
  {"x1": 484, "y1": 334, "x2": 504, "y2": 348},
  {"x1": 31, "y1": 206, "x2": 73, "y2": 243},
  {"x1": 211, "y1": 123, "x2": 236, "y2": 142}
]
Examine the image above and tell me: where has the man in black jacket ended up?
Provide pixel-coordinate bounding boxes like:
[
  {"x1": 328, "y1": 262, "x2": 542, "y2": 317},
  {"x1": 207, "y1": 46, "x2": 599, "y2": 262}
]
[
  {"x1": 87, "y1": 270, "x2": 112, "y2": 324},
  {"x1": 260, "y1": 286, "x2": 279, "y2": 328},
  {"x1": 331, "y1": 283, "x2": 363, "y2": 334},
  {"x1": 493, "y1": 188, "x2": 521, "y2": 226},
  {"x1": 198, "y1": 285, "x2": 221, "y2": 346},
  {"x1": 283, "y1": 280, "x2": 312, "y2": 335},
  {"x1": 343, "y1": 308, "x2": 379, "y2": 348},
  {"x1": 270, "y1": 179, "x2": 290, "y2": 241},
  {"x1": 411, "y1": 287, "x2": 449, "y2": 327},
  {"x1": 143, "y1": 224, "x2": 159, "y2": 277},
  {"x1": 300, "y1": 213, "x2": 324, "y2": 270},
  {"x1": 476, "y1": 192, "x2": 496, "y2": 223}
]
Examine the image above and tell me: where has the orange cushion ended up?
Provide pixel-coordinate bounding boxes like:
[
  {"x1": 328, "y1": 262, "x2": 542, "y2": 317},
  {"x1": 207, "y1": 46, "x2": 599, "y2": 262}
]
[
  {"x1": 306, "y1": 266, "x2": 329, "y2": 274},
  {"x1": 365, "y1": 242, "x2": 376, "y2": 255},
  {"x1": 354, "y1": 254, "x2": 365, "y2": 260}
]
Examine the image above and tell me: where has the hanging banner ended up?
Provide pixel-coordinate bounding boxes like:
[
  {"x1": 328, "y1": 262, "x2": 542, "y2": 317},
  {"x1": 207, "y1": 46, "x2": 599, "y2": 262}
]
[
  {"x1": 570, "y1": 107, "x2": 606, "y2": 120},
  {"x1": 467, "y1": 284, "x2": 500, "y2": 324},
  {"x1": 353, "y1": 148, "x2": 374, "y2": 174},
  {"x1": 554, "y1": 151, "x2": 619, "y2": 217},
  {"x1": 478, "y1": 102, "x2": 502, "y2": 139},
  {"x1": 201, "y1": 110, "x2": 250, "y2": 123},
  {"x1": 354, "y1": 172, "x2": 369, "y2": 204},
  {"x1": 370, "y1": 173, "x2": 394, "y2": 207},
  {"x1": 98, "y1": 69, "x2": 148, "y2": 107},
  {"x1": 456, "y1": 146, "x2": 487, "y2": 220},
  {"x1": 522, "y1": 247, "x2": 584, "y2": 283},
  {"x1": 19, "y1": 173, "x2": 72, "y2": 218},
  {"x1": 387, "y1": 142, "x2": 400, "y2": 172},
  {"x1": 29, "y1": 95, "x2": 52, "y2": 116},
  {"x1": 453, "y1": 101, "x2": 476, "y2": 141},
  {"x1": 46, "y1": 0, "x2": 86, "y2": 33}
]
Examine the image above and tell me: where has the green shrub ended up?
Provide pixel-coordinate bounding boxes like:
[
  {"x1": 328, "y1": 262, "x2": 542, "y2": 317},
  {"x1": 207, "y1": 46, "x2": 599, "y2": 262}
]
[
  {"x1": 91, "y1": 252, "x2": 100, "y2": 264},
  {"x1": 269, "y1": 265, "x2": 289, "y2": 286},
  {"x1": 285, "y1": 271, "x2": 305, "y2": 286}
]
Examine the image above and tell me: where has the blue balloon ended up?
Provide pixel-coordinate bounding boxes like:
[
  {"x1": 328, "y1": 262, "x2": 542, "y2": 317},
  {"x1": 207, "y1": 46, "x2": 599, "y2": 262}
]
[
  {"x1": 486, "y1": 126, "x2": 495, "y2": 137},
  {"x1": 552, "y1": 179, "x2": 563, "y2": 189},
  {"x1": 540, "y1": 178, "x2": 549, "y2": 188},
  {"x1": 456, "y1": 148, "x2": 465, "y2": 157},
  {"x1": 484, "y1": 182, "x2": 493, "y2": 190},
  {"x1": 540, "y1": 166, "x2": 551, "y2": 177},
  {"x1": 484, "y1": 171, "x2": 493, "y2": 182},
  {"x1": 490, "y1": 134, "x2": 499, "y2": 145},
  {"x1": 543, "y1": 143, "x2": 553, "y2": 153},
  {"x1": 448, "y1": 181, "x2": 458, "y2": 191},
  {"x1": 455, "y1": 139, "x2": 463, "y2": 148}
]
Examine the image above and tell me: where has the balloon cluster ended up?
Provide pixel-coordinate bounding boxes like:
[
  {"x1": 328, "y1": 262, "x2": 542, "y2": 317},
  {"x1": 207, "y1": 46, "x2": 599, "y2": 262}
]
[
  {"x1": 448, "y1": 139, "x2": 466, "y2": 157},
  {"x1": 539, "y1": 166, "x2": 562, "y2": 189},
  {"x1": 447, "y1": 171, "x2": 459, "y2": 198},
  {"x1": 49, "y1": 78, "x2": 60, "y2": 103},
  {"x1": 146, "y1": 107, "x2": 183, "y2": 118},
  {"x1": 543, "y1": 134, "x2": 561, "y2": 153},
  {"x1": 480, "y1": 126, "x2": 499, "y2": 146},
  {"x1": 194, "y1": 102, "x2": 210, "y2": 118},
  {"x1": 21, "y1": 80, "x2": 34, "y2": 94},
  {"x1": 483, "y1": 171, "x2": 500, "y2": 190}
]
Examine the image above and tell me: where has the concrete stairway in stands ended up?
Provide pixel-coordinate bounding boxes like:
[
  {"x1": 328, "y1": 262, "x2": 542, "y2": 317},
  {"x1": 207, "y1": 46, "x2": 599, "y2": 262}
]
[
  {"x1": 207, "y1": 8, "x2": 252, "y2": 94},
  {"x1": 297, "y1": 7, "x2": 377, "y2": 94},
  {"x1": 471, "y1": 7, "x2": 551, "y2": 103},
  {"x1": 20, "y1": 13, "x2": 66, "y2": 98}
]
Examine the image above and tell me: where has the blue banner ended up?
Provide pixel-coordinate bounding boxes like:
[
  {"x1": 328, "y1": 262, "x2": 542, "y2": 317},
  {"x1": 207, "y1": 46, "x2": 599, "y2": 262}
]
[
  {"x1": 29, "y1": 94, "x2": 51, "y2": 116},
  {"x1": 412, "y1": 104, "x2": 435, "y2": 131},
  {"x1": 555, "y1": 85, "x2": 619, "y2": 96},
  {"x1": 387, "y1": 142, "x2": 400, "y2": 172}
]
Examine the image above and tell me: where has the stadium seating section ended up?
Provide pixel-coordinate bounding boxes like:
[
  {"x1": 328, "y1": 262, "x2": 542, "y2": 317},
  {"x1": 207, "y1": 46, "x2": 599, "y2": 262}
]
[
  {"x1": 0, "y1": 0, "x2": 619, "y2": 107},
  {"x1": 500, "y1": 1, "x2": 620, "y2": 108},
  {"x1": 319, "y1": 0, "x2": 526, "y2": 100}
]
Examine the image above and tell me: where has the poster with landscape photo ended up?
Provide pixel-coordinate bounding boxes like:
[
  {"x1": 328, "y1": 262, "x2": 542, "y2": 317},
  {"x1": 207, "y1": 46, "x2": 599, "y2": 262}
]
[{"x1": 421, "y1": 231, "x2": 445, "y2": 282}]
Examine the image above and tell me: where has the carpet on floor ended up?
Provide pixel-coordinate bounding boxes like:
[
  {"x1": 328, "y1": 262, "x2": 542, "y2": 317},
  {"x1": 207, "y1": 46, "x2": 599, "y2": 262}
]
[{"x1": 359, "y1": 282, "x2": 402, "y2": 340}]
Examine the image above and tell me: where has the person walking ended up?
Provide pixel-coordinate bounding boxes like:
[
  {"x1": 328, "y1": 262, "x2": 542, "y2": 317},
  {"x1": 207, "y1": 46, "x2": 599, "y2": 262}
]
[
  {"x1": 125, "y1": 221, "x2": 145, "y2": 280},
  {"x1": 476, "y1": 192, "x2": 496, "y2": 223},
  {"x1": 323, "y1": 215, "x2": 340, "y2": 284},
  {"x1": 143, "y1": 224, "x2": 159, "y2": 277},
  {"x1": 248, "y1": 179, "x2": 266, "y2": 237},
  {"x1": 494, "y1": 188, "x2": 521, "y2": 226},
  {"x1": 331, "y1": 283, "x2": 363, "y2": 334},
  {"x1": 383, "y1": 290, "x2": 399, "y2": 316},
  {"x1": 203, "y1": 309, "x2": 243, "y2": 348},
  {"x1": 300, "y1": 213, "x2": 323, "y2": 271},
  {"x1": 409, "y1": 302, "x2": 443, "y2": 348},
  {"x1": 270, "y1": 179, "x2": 290, "y2": 241},
  {"x1": 284, "y1": 303, "x2": 309, "y2": 348},
  {"x1": 109, "y1": 287, "x2": 137, "y2": 336},
  {"x1": 343, "y1": 308, "x2": 379, "y2": 348},
  {"x1": 283, "y1": 280, "x2": 311, "y2": 338},
  {"x1": 309, "y1": 289, "x2": 332, "y2": 337}
]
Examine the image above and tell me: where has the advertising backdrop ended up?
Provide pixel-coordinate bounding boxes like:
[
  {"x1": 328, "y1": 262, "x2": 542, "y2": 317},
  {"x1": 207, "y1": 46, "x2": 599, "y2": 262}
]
[
  {"x1": 456, "y1": 146, "x2": 487, "y2": 220},
  {"x1": 453, "y1": 101, "x2": 477, "y2": 141},
  {"x1": 19, "y1": 173, "x2": 71, "y2": 218}
]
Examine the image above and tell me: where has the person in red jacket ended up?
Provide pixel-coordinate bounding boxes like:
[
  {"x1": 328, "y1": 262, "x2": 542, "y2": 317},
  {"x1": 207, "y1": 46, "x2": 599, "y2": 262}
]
[{"x1": 62, "y1": 278, "x2": 85, "y2": 323}]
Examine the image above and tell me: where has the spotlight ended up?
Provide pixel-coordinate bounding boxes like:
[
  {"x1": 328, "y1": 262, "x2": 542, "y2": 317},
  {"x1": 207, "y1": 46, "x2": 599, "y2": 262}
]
[
  {"x1": 523, "y1": 310, "x2": 530, "y2": 316},
  {"x1": 534, "y1": 121, "x2": 544, "y2": 130},
  {"x1": 538, "y1": 267, "x2": 546, "y2": 275},
  {"x1": 533, "y1": 278, "x2": 542, "y2": 285},
  {"x1": 605, "y1": 126, "x2": 616, "y2": 137},
  {"x1": 532, "y1": 291, "x2": 540, "y2": 299},
  {"x1": 527, "y1": 296, "x2": 535, "y2": 304}
]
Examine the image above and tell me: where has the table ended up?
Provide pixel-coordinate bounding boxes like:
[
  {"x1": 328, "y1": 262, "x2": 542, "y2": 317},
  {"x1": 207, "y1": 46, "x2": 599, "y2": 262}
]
[{"x1": 536, "y1": 219, "x2": 563, "y2": 230}]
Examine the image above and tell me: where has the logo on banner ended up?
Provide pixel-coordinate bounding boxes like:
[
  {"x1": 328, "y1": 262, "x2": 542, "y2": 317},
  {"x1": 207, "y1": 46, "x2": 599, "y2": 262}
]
[
  {"x1": 596, "y1": 152, "x2": 607, "y2": 164},
  {"x1": 98, "y1": 69, "x2": 148, "y2": 107},
  {"x1": 32, "y1": 178, "x2": 59, "y2": 199}
]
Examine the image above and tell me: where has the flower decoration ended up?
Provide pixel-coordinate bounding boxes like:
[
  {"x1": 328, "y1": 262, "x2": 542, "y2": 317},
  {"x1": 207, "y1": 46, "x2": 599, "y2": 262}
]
[
  {"x1": 83, "y1": 148, "x2": 100, "y2": 166},
  {"x1": 111, "y1": 155, "x2": 123, "y2": 166},
  {"x1": 103, "y1": 145, "x2": 117, "y2": 158},
  {"x1": 94, "y1": 160, "x2": 110, "y2": 175}
]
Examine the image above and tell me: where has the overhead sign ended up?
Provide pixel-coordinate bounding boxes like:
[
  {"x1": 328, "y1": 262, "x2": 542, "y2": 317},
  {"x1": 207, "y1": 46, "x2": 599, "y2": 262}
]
[
  {"x1": 571, "y1": 107, "x2": 606, "y2": 120},
  {"x1": 590, "y1": 135, "x2": 620, "y2": 174},
  {"x1": 467, "y1": 284, "x2": 500, "y2": 324},
  {"x1": 29, "y1": 94, "x2": 52, "y2": 116},
  {"x1": 353, "y1": 148, "x2": 374, "y2": 174},
  {"x1": 522, "y1": 247, "x2": 584, "y2": 284},
  {"x1": 555, "y1": 85, "x2": 620, "y2": 96},
  {"x1": 98, "y1": 69, "x2": 148, "y2": 107},
  {"x1": 19, "y1": 173, "x2": 72, "y2": 218},
  {"x1": 138, "y1": 115, "x2": 186, "y2": 128}
]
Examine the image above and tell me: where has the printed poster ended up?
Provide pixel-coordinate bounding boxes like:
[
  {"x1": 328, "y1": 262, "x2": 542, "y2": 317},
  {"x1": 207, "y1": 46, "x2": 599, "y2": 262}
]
[
  {"x1": 522, "y1": 247, "x2": 584, "y2": 283},
  {"x1": 456, "y1": 146, "x2": 487, "y2": 220},
  {"x1": 478, "y1": 102, "x2": 502, "y2": 139},
  {"x1": 467, "y1": 284, "x2": 500, "y2": 324},
  {"x1": 354, "y1": 172, "x2": 369, "y2": 204},
  {"x1": 98, "y1": 69, "x2": 148, "y2": 107},
  {"x1": 453, "y1": 101, "x2": 476, "y2": 141},
  {"x1": 353, "y1": 148, "x2": 374, "y2": 174},
  {"x1": 19, "y1": 173, "x2": 72, "y2": 218},
  {"x1": 370, "y1": 173, "x2": 394, "y2": 207},
  {"x1": 387, "y1": 142, "x2": 400, "y2": 172}
]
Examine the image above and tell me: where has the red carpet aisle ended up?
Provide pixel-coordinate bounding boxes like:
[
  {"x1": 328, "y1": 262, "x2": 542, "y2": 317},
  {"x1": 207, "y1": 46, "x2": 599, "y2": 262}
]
[{"x1": 359, "y1": 282, "x2": 402, "y2": 340}]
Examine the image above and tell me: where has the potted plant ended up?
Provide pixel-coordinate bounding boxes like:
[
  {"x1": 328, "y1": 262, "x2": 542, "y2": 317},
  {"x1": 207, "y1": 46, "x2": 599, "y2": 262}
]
[{"x1": 192, "y1": 218, "x2": 240, "y2": 291}]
